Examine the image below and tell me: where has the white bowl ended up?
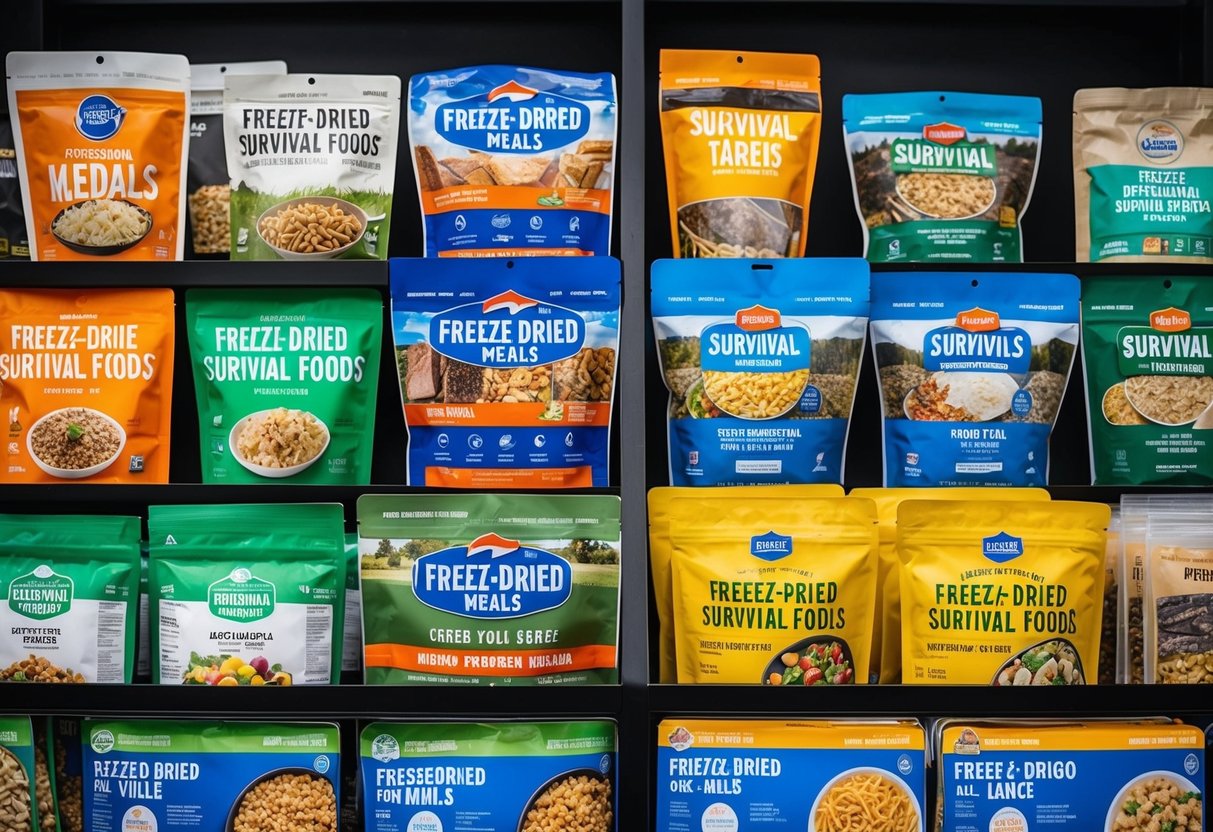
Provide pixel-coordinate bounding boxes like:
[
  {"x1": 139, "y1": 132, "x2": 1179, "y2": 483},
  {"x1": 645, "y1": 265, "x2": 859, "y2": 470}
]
[
  {"x1": 256, "y1": 196, "x2": 368, "y2": 260},
  {"x1": 228, "y1": 410, "x2": 330, "y2": 479},
  {"x1": 809, "y1": 766, "x2": 922, "y2": 832},
  {"x1": 1105, "y1": 770, "x2": 1201, "y2": 832},
  {"x1": 27, "y1": 408, "x2": 126, "y2": 480}
]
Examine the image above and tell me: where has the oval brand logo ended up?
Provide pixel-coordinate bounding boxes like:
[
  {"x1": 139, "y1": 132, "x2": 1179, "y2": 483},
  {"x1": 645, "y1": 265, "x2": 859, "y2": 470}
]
[
  {"x1": 1138, "y1": 119, "x2": 1184, "y2": 164},
  {"x1": 429, "y1": 290, "x2": 585, "y2": 367},
  {"x1": 411, "y1": 534, "x2": 573, "y2": 620},
  {"x1": 76, "y1": 94, "x2": 126, "y2": 141},
  {"x1": 435, "y1": 86, "x2": 591, "y2": 155}
]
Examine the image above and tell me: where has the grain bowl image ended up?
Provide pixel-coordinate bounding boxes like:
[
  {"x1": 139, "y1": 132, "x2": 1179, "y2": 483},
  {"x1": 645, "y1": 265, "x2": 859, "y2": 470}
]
[
  {"x1": 256, "y1": 197, "x2": 367, "y2": 260},
  {"x1": 229, "y1": 408, "x2": 330, "y2": 478},
  {"x1": 225, "y1": 768, "x2": 336, "y2": 832},
  {"x1": 516, "y1": 768, "x2": 613, "y2": 832},
  {"x1": 1105, "y1": 771, "x2": 1201, "y2": 832},
  {"x1": 27, "y1": 407, "x2": 126, "y2": 479},
  {"x1": 904, "y1": 372, "x2": 1019, "y2": 422},
  {"x1": 50, "y1": 198, "x2": 153, "y2": 255}
]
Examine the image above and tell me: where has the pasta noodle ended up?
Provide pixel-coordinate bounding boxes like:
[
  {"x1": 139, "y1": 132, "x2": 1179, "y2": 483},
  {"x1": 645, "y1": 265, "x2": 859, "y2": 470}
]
[{"x1": 814, "y1": 772, "x2": 917, "y2": 832}]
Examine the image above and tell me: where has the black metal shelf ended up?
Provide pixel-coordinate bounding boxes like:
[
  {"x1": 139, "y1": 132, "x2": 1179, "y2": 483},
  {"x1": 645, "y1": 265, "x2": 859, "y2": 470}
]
[{"x1": 0, "y1": 484, "x2": 619, "y2": 504}]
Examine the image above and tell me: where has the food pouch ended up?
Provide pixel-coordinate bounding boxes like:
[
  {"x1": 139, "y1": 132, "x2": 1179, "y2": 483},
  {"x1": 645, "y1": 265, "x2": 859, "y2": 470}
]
[
  {"x1": 6, "y1": 51, "x2": 189, "y2": 261},
  {"x1": 843, "y1": 92, "x2": 1042, "y2": 263},
  {"x1": 135, "y1": 545, "x2": 150, "y2": 683},
  {"x1": 648, "y1": 484, "x2": 844, "y2": 684},
  {"x1": 1144, "y1": 512, "x2": 1213, "y2": 684},
  {"x1": 935, "y1": 719, "x2": 1203, "y2": 832},
  {"x1": 185, "y1": 288, "x2": 382, "y2": 484},
  {"x1": 83, "y1": 720, "x2": 340, "y2": 832},
  {"x1": 659, "y1": 50, "x2": 821, "y2": 258},
  {"x1": 1103, "y1": 508, "x2": 1120, "y2": 685},
  {"x1": 0, "y1": 116, "x2": 30, "y2": 259},
  {"x1": 224, "y1": 73, "x2": 401, "y2": 260},
  {"x1": 897, "y1": 499, "x2": 1109, "y2": 685},
  {"x1": 358, "y1": 493, "x2": 621, "y2": 685},
  {"x1": 870, "y1": 272, "x2": 1079, "y2": 487},
  {"x1": 391, "y1": 257, "x2": 619, "y2": 488},
  {"x1": 186, "y1": 61, "x2": 286, "y2": 257},
  {"x1": 0, "y1": 514, "x2": 140, "y2": 685},
  {"x1": 0, "y1": 288, "x2": 175, "y2": 483},
  {"x1": 0, "y1": 717, "x2": 40, "y2": 831},
  {"x1": 409, "y1": 65, "x2": 617, "y2": 257},
  {"x1": 652, "y1": 258, "x2": 869, "y2": 486},
  {"x1": 1081, "y1": 275, "x2": 1213, "y2": 485},
  {"x1": 361, "y1": 721, "x2": 616, "y2": 832},
  {"x1": 1074, "y1": 87, "x2": 1213, "y2": 262},
  {"x1": 849, "y1": 487, "x2": 1049, "y2": 684},
  {"x1": 52, "y1": 718, "x2": 82, "y2": 832},
  {"x1": 666, "y1": 495, "x2": 877, "y2": 685},
  {"x1": 147, "y1": 503, "x2": 346, "y2": 686},
  {"x1": 341, "y1": 533, "x2": 361, "y2": 682},
  {"x1": 657, "y1": 720, "x2": 925, "y2": 832}
]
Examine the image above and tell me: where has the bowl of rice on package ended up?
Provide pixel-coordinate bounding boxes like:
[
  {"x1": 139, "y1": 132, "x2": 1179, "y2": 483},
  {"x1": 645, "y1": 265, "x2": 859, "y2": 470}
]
[
  {"x1": 6, "y1": 51, "x2": 189, "y2": 261},
  {"x1": 659, "y1": 50, "x2": 822, "y2": 259},
  {"x1": 870, "y1": 271, "x2": 1079, "y2": 487},
  {"x1": 652, "y1": 258, "x2": 869, "y2": 486},
  {"x1": 1081, "y1": 275, "x2": 1213, "y2": 485},
  {"x1": 843, "y1": 92, "x2": 1041, "y2": 263}
]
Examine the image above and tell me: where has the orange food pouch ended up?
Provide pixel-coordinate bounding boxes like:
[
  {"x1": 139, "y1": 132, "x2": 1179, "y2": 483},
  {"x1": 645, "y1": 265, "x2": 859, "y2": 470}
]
[
  {"x1": 0, "y1": 289, "x2": 175, "y2": 483},
  {"x1": 659, "y1": 50, "x2": 822, "y2": 258},
  {"x1": 6, "y1": 51, "x2": 190, "y2": 261}
]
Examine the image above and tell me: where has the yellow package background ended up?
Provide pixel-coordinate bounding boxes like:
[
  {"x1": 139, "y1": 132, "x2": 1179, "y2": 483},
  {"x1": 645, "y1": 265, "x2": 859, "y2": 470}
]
[
  {"x1": 668, "y1": 495, "x2": 876, "y2": 685},
  {"x1": 648, "y1": 484, "x2": 843, "y2": 684},
  {"x1": 898, "y1": 500, "x2": 1109, "y2": 685},
  {"x1": 850, "y1": 487, "x2": 1050, "y2": 684}
]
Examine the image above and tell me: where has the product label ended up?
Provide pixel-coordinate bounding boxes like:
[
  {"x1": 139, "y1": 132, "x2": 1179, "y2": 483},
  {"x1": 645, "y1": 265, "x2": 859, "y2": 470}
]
[
  {"x1": 430, "y1": 292, "x2": 585, "y2": 367},
  {"x1": 1087, "y1": 165, "x2": 1213, "y2": 261},
  {"x1": 435, "y1": 82, "x2": 591, "y2": 153},
  {"x1": 412, "y1": 535, "x2": 573, "y2": 619}
]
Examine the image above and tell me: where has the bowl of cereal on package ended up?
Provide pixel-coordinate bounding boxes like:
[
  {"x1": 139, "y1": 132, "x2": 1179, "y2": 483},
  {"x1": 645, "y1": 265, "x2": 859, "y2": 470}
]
[
  {"x1": 50, "y1": 198, "x2": 154, "y2": 255},
  {"x1": 229, "y1": 408, "x2": 330, "y2": 478},
  {"x1": 226, "y1": 768, "x2": 337, "y2": 832},
  {"x1": 1121, "y1": 374, "x2": 1213, "y2": 427},
  {"x1": 516, "y1": 769, "x2": 613, "y2": 832},
  {"x1": 904, "y1": 371, "x2": 1019, "y2": 422},
  {"x1": 256, "y1": 196, "x2": 367, "y2": 260},
  {"x1": 27, "y1": 407, "x2": 127, "y2": 479},
  {"x1": 894, "y1": 171, "x2": 997, "y2": 220},
  {"x1": 1105, "y1": 771, "x2": 1202, "y2": 832},
  {"x1": 811, "y1": 766, "x2": 921, "y2": 832}
]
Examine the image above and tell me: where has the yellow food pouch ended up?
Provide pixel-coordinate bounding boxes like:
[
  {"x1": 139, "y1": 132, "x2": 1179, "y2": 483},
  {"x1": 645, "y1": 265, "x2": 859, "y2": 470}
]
[
  {"x1": 659, "y1": 50, "x2": 821, "y2": 259},
  {"x1": 648, "y1": 484, "x2": 843, "y2": 684},
  {"x1": 850, "y1": 487, "x2": 1049, "y2": 684},
  {"x1": 667, "y1": 495, "x2": 877, "y2": 685},
  {"x1": 898, "y1": 500, "x2": 1109, "y2": 685}
]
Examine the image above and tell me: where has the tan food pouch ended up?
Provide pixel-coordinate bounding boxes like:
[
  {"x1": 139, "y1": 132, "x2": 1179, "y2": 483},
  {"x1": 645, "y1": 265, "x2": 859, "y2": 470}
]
[
  {"x1": 1074, "y1": 87, "x2": 1213, "y2": 262},
  {"x1": 667, "y1": 495, "x2": 877, "y2": 685},
  {"x1": 1144, "y1": 512, "x2": 1213, "y2": 684},
  {"x1": 898, "y1": 500, "x2": 1109, "y2": 685},
  {"x1": 659, "y1": 50, "x2": 821, "y2": 258},
  {"x1": 850, "y1": 487, "x2": 1049, "y2": 684},
  {"x1": 648, "y1": 484, "x2": 843, "y2": 684}
]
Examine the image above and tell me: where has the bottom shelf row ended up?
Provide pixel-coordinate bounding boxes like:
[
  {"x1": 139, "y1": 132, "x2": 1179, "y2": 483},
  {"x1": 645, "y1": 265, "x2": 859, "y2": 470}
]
[{"x1": 6, "y1": 713, "x2": 1210, "y2": 832}]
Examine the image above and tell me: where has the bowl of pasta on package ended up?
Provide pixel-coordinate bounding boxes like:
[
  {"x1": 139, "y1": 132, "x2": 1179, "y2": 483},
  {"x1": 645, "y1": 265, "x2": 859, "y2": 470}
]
[
  {"x1": 811, "y1": 766, "x2": 922, "y2": 832},
  {"x1": 228, "y1": 408, "x2": 331, "y2": 478},
  {"x1": 49, "y1": 198, "x2": 154, "y2": 256},
  {"x1": 1105, "y1": 770, "x2": 1202, "y2": 832},
  {"x1": 256, "y1": 196, "x2": 368, "y2": 260}
]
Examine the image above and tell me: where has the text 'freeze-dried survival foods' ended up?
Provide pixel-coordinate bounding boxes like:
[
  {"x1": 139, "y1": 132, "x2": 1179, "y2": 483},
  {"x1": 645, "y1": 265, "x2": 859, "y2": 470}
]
[
  {"x1": 225, "y1": 73, "x2": 401, "y2": 260},
  {"x1": 186, "y1": 288, "x2": 382, "y2": 484},
  {"x1": 843, "y1": 91, "x2": 1042, "y2": 263},
  {"x1": 0, "y1": 288, "x2": 175, "y2": 483},
  {"x1": 652, "y1": 258, "x2": 869, "y2": 486},
  {"x1": 148, "y1": 503, "x2": 346, "y2": 686},
  {"x1": 391, "y1": 257, "x2": 619, "y2": 488},
  {"x1": 1074, "y1": 87, "x2": 1213, "y2": 262},
  {"x1": 0, "y1": 515, "x2": 140, "y2": 684},
  {"x1": 660, "y1": 50, "x2": 822, "y2": 258},
  {"x1": 358, "y1": 493, "x2": 621, "y2": 686},
  {"x1": 409, "y1": 65, "x2": 617, "y2": 257},
  {"x1": 870, "y1": 272, "x2": 1079, "y2": 487},
  {"x1": 6, "y1": 51, "x2": 190, "y2": 261},
  {"x1": 1082, "y1": 275, "x2": 1213, "y2": 485}
]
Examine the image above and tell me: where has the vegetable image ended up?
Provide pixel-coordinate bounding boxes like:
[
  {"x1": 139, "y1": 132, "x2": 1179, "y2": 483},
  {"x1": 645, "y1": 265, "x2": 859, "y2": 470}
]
[{"x1": 763, "y1": 639, "x2": 854, "y2": 686}]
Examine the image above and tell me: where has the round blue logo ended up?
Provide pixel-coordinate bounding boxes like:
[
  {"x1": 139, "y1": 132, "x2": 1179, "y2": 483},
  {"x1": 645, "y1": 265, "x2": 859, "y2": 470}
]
[
  {"x1": 76, "y1": 95, "x2": 125, "y2": 141},
  {"x1": 599, "y1": 754, "x2": 611, "y2": 774},
  {"x1": 313, "y1": 755, "x2": 331, "y2": 774},
  {"x1": 898, "y1": 754, "x2": 914, "y2": 775},
  {"x1": 1011, "y1": 389, "x2": 1033, "y2": 417},
  {"x1": 1185, "y1": 753, "x2": 1200, "y2": 775}
]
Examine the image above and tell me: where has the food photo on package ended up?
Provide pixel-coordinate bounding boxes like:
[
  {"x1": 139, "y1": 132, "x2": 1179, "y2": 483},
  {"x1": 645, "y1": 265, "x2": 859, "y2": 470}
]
[{"x1": 409, "y1": 65, "x2": 617, "y2": 257}]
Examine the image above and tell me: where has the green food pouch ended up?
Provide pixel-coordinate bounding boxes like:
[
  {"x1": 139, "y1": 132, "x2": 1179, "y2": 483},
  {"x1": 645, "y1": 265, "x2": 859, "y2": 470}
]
[{"x1": 147, "y1": 503, "x2": 346, "y2": 685}]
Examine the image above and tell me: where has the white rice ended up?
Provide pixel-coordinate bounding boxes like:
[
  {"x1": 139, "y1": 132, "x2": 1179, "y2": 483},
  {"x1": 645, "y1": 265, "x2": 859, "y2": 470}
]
[
  {"x1": 932, "y1": 371, "x2": 1019, "y2": 421},
  {"x1": 52, "y1": 199, "x2": 151, "y2": 247}
]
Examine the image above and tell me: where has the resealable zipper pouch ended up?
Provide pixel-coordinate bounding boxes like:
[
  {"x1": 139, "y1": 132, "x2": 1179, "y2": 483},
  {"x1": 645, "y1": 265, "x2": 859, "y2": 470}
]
[
  {"x1": 870, "y1": 271, "x2": 1079, "y2": 487},
  {"x1": 652, "y1": 257, "x2": 869, "y2": 486},
  {"x1": 391, "y1": 256, "x2": 620, "y2": 488},
  {"x1": 225, "y1": 73, "x2": 401, "y2": 259},
  {"x1": 0, "y1": 514, "x2": 140, "y2": 684},
  {"x1": 409, "y1": 65, "x2": 617, "y2": 257},
  {"x1": 843, "y1": 91, "x2": 1041, "y2": 263},
  {"x1": 6, "y1": 51, "x2": 190, "y2": 261},
  {"x1": 186, "y1": 60, "x2": 286, "y2": 257},
  {"x1": 147, "y1": 503, "x2": 346, "y2": 686}
]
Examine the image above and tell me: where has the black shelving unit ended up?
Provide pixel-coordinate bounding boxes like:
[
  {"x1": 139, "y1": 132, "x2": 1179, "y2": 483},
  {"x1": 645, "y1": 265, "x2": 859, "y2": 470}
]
[{"x1": 2, "y1": 0, "x2": 1213, "y2": 828}]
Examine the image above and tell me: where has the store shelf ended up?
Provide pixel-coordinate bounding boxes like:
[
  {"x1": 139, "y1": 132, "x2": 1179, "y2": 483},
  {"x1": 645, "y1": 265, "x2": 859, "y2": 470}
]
[
  {"x1": 0, "y1": 484, "x2": 619, "y2": 504},
  {"x1": 0, "y1": 260, "x2": 389, "y2": 287}
]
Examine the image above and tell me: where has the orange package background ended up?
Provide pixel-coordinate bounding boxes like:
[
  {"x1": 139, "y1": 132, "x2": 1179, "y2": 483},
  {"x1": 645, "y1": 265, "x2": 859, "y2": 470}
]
[{"x1": 0, "y1": 289, "x2": 175, "y2": 482}]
